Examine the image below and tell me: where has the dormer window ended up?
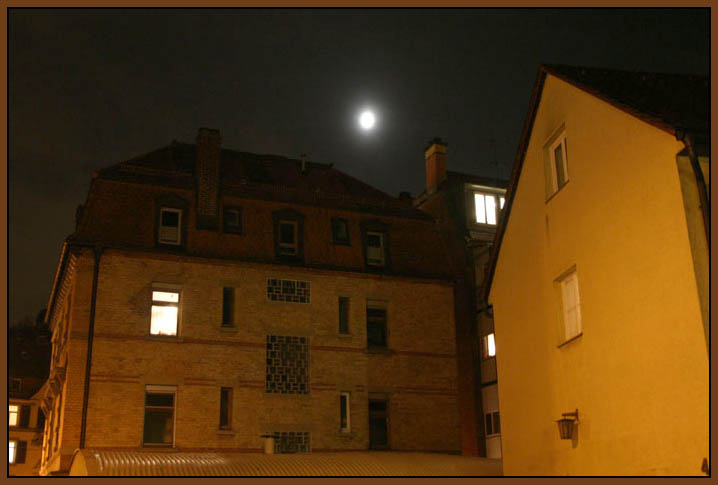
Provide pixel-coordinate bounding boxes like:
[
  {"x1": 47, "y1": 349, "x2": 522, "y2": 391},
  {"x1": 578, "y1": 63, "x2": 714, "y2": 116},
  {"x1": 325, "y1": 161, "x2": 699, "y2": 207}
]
[
  {"x1": 365, "y1": 231, "x2": 385, "y2": 266},
  {"x1": 158, "y1": 208, "x2": 182, "y2": 245},
  {"x1": 223, "y1": 206, "x2": 242, "y2": 234},
  {"x1": 474, "y1": 193, "x2": 505, "y2": 225},
  {"x1": 272, "y1": 209, "x2": 304, "y2": 263},
  {"x1": 279, "y1": 220, "x2": 298, "y2": 256}
]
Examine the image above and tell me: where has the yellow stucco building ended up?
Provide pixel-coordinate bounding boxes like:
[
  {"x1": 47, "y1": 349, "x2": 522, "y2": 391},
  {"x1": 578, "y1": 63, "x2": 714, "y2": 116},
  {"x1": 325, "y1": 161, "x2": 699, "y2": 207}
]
[{"x1": 485, "y1": 64, "x2": 709, "y2": 476}]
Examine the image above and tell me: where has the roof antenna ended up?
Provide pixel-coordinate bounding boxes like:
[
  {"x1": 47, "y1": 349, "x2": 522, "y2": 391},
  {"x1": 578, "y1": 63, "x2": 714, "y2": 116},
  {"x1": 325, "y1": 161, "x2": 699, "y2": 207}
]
[{"x1": 300, "y1": 153, "x2": 307, "y2": 174}]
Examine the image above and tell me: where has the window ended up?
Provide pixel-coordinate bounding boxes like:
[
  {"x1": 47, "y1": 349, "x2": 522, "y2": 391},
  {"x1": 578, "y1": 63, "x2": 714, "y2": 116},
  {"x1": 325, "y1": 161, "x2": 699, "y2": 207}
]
[
  {"x1": 143, "y1": 386, "x2": 176, "y2": 447},
  {"x1": 267, "y1": 279, "x2": 310, "y2": 303},
  {"x1": 279, "y1": 220, "x2": 298, "y2": 256},
  {"x1": 158, "y1": 208, "x2": 182, "y2": 245},
  {"x1": 8, "y1": 440, "x2": 16, "y2": 464},
  {"x1": 338, "y1": 297, "x2": 350, "y2": 334},
  {"x1": 367, "y1": 306, "x2": 387, "y2": 349},
  {"x1": 8, "y1": 405, "x2": 18, "y2": 427},
  {"x1": 223, "y1": 206, "x2": 242, "y2": 234},
  {"x1": 266, "y1": 336, "x2": 309, "y2": 394},
  {"x1": 340, "y1": 392, "x2": 351, "y2": 433},
  {"x1": 332, "y1": 218, "x2": 350, "y2": 245},
  {"x1": 474, "y1": 193, "x2": 505, "y2": 225},
  {"x1": 219, "y1": 388, "x2": 232, "y2": 430},
  {"x1": 9, "y1": 440, "x2": 26, "y2": 464},
  {"x1": 482, "y1": 333, "x2": 496, "y2": 359},
  {"x1": 150, "y1": 289, "x2": 180, "y2": 336},
  {"x1": 272, "y1": 431, "x2": 311, "y2": 453},
  {"x1": 485, "y1": 411, "x2": 501, "y2": 436},
  {"x1": 559, "y1": 270, "x2": 582, "y2": 341},
  {"x1": 365, "y1": 231, "x2": 385, "y2": 267},
  {"x1": 548, "y1": 133, "x2": 569, "y2": 195},
  {"x1": 222, "y1": 287, "x2": 234, "y2": 327}
]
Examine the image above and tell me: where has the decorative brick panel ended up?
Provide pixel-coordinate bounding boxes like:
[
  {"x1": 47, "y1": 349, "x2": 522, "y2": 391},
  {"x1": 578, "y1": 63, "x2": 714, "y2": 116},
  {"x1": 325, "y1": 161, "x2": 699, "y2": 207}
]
[{"x1": 266, "y1": 336, "x2": 309, "y2": 394}]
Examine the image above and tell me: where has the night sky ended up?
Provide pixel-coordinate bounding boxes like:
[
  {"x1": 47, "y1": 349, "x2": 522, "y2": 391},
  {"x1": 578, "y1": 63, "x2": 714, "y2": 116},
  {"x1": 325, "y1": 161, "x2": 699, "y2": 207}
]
[{"x1": 8, "y1": 8, "x2": 709, "y2": 325}]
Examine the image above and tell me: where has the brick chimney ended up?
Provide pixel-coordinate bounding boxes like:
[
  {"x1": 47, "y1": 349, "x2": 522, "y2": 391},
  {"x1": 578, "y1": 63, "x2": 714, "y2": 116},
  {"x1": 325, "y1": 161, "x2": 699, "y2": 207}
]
[
  {"x1": 196, "y1": 127, "x2": 221, "y2": 230},
  {"x1": 425, "y1": 137, "x2": 447, "y2": 192}
]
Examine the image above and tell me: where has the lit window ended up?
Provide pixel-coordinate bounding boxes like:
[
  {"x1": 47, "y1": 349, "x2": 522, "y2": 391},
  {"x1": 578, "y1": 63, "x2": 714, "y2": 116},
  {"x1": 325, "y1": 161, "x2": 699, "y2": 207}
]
[
  {"x1": 8, "y1": 440, "x2": 16, "y2": 464},
  {"x1": 365, "y1": 231, "x2": 385, "y2": 266},
  {"x1": 143, "y1": 386, "x2": 176, "y2": 447},
  {"x1": 559, "y1": 270, "x2": 582, "y2": 341},
  {"x1": 279, "y1": 220, "x2": 298, "y2": 256},
  {"x1": 482, "y1": 333, "x2": 496, "y2": 359},
  {"x1": 549, "y1": 133, "x2": 569, "y2": 194},
  {"x1": 150, "y1": 289, "x2": 179, "y2": 336},
  {"x1": 8, "y1": 405, "x2": 18, "y2": 427},
  {"x1": 485, "y1": 411, "x2": 501, "y2": 436},
  {"x1": 158, "y1": 208, "x2": 182, "y2": 245},
  {"x1": 474, "y1": 193, "x2": 504, "y2": 226},
  {"x1": 340, "y1": 392, "x2": 351, "y2": 433}
]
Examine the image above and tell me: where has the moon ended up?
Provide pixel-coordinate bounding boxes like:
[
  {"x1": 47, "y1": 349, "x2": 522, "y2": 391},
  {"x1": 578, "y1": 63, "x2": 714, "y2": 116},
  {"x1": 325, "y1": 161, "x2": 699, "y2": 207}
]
[{"x1": 359, "y1": 110, "x2": 376, "y2": 130}]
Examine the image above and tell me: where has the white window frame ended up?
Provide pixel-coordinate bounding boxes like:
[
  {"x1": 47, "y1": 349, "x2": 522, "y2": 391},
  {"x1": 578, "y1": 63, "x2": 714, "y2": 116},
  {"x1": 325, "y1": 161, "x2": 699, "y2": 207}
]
[
  {"x1": 158, "y1": 207, "x2": 182, "y2": 245},
  {"x1": 549, "y1": 133, "x2": 569, "y2": 194},
  {"x1": 142, "y1": 385, "x2": 177, "y2": 448},
  {"x1": 278, "y1": 220, "x2": 298, "y2": 256},
  {"x1": 340, "y1": 392, "x2": 351, "y2": 433},
  {"x1": 8, "y1": 440, "x2": 17, "y2": 464},
  {"x1": 365, "y1": 231, "x2": 385, "y2": 266},
  {"x1": 150, "y1": 288, "x2": 180, "y2": 337},
  {"x1": 559, "y1": 269, "x2": 582, "y2": 342},
  {"x1": 474, "y1": 193, "x2": 505, "y2": 226},
  {"x1": 8, "y1": 405, "x2": 18, "y2": 427},
  {"x1": 482, "y1": 333, "x2": 496, "y2": 359}
]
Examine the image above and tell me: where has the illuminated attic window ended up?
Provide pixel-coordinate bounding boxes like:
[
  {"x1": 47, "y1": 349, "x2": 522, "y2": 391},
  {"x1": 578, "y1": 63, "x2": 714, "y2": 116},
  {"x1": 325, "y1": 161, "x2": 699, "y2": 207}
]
[{"x1": 474, "y1": 193, "x2": 505, "y2": 226}]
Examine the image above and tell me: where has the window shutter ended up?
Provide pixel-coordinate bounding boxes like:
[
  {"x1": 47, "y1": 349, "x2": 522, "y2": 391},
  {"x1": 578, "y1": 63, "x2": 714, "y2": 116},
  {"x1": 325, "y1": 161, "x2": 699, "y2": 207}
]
[
  {"x1": 19, "y1": 405, "x2": 31, "y2": 428},
  {"x1": 16, "y1": 441, "x2": 27, "y2": 464}
]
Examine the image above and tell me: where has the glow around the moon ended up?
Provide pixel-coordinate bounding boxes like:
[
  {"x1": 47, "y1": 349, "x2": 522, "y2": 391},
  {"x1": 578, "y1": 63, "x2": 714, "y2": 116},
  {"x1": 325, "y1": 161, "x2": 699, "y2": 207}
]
[{"x1": 359, "y1": 110, "x2": 376, "y2": 130}]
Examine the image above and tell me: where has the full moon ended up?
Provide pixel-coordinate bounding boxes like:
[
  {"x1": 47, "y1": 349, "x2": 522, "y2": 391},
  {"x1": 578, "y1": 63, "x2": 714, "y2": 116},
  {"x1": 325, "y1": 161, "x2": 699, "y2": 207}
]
[{"x1": 359, "y1": 110, "x2": 376, "y2": 130}]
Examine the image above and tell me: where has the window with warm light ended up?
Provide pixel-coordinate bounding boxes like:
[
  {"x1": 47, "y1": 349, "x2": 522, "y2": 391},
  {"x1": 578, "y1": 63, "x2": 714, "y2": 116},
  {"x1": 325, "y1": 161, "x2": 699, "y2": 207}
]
[
  {"x1": 482, "y1": 333, "x2": 496, "y2": 359},
  {"x1": 559, "y1": 269, "x2": 582, "y2": 341},
  {"x1": 474, "y1": 193, "x2": 505, "y2": 225},
  {"x1": 8, "y1": 405, "x2": 18, "y2": 427},
  {"x1": 150, "y1": 289, "x2": 180, "y2": 336},
  {"x1": 8, "y1": 440, "x2": 16, "y2": 464}
]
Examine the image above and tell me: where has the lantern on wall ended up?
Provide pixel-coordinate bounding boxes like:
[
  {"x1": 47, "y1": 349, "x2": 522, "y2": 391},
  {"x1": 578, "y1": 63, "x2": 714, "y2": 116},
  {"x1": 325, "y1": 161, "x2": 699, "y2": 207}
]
[{"x1": 556, "y1": 409, "x2": 579, "y2": 440}]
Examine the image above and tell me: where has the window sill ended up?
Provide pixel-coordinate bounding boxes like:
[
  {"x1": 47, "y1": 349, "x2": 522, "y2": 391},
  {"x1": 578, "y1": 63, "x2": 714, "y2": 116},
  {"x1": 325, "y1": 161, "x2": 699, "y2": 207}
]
[
  {"x1": 338, "y1": 431, "x2": 354, "y2": 438},
  {"x1": 557, "y1": 333, "x2": 583, "y2": 348},
  {"x1": 338, "y1": 333, "x2": 352, "y2": 338},
  {"x1": 366, "y1": 347, "x2": 393, "y2": 355},
  {"x1": 146, "y1": 336, "x2": 182, "y2": 343},
  {"x1": 545, "y1": 181, "x2": 569, "y2": 204},
  {"x1": 220, "y1": 326, "x2": 238, "y2": 333},
  {"x1": 217, "y1": 429, "x2": 236, "y2": 436}
]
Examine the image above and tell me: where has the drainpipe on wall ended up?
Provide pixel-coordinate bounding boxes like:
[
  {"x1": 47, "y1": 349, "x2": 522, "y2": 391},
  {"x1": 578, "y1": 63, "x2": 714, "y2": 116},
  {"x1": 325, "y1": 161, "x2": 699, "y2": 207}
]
[
  {"x1": 676, "y1": 130, "x2": 710, "y2": 251},
  {"x1": 79, "y1": 245, "x2": 103, "y2": 449}
]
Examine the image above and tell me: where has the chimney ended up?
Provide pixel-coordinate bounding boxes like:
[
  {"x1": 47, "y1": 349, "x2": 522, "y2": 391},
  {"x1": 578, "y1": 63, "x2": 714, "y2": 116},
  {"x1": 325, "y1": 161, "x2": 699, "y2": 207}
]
[
  {"x1": 196, "y1": 127, "x2": 221, "y2": 230},
  {"x1": 425, "y1": 137, "x2": 447, "y2": 192}
]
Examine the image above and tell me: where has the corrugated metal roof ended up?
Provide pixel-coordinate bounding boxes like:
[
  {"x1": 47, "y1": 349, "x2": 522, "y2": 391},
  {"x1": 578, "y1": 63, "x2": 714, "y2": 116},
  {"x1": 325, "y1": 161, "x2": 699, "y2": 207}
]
[{"x1": 70, "y1": 450, "x2": 502, "y2": 476}]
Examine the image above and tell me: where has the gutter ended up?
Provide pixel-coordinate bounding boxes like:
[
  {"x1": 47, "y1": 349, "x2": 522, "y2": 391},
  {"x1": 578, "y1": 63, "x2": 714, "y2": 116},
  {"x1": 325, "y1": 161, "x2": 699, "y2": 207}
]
[
  {"x1": 79, "y1": 246, "x2": 103, "y2": 449},
  {"x1": 675, "y1": 130, "x2": 710, "y2": 251}
]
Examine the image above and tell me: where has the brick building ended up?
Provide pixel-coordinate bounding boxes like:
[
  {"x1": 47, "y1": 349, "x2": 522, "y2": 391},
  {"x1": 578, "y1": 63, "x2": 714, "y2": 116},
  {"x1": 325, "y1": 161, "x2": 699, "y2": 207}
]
[
  {"x1": 39, "y1": 128, "x2": 461, "y2": 475},
  {"x1": 414, "y1": 139, "x2": 507, "y2": 458}
]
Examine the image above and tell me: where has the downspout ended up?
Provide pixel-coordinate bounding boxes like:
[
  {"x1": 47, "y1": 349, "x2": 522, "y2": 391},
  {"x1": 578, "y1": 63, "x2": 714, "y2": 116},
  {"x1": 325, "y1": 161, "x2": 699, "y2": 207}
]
[
  {"x1": 676, "y1": 130, "x2": 710, "y2": 250},
  {"x1": 79, "y1": 246, "x2": 103, "y2": 449}
]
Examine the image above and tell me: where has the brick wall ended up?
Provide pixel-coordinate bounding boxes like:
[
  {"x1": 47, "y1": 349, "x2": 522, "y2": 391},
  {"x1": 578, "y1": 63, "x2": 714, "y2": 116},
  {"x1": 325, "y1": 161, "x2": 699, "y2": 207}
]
[{"x1": 61, "y1": 250, "x2": 460, "y2": 455}]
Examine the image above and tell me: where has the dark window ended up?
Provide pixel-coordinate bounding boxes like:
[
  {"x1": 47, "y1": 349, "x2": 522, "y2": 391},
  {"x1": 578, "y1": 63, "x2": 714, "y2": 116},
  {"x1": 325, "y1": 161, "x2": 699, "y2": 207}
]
[
  {"x1": 367, "y1": 308, "x2": 387, "y2": 349},
  {"x1": 340, "y1": 393, "x2": 350, "y2": 432},
  {"x1": 369, "y1": 399, "x2": 389, "y2": 449},
  {"x1": 332, "y1": 218, "x2": 350, "y2": 245},
  {"x1": 19, "y1": 405, "x2": 30, "y2": 428},
  {"x1": 279, "y1": 221, "x2": 297, "y2": 255},
  {"x1": 222, "y1": 287, "x2": 234, "y2": 326},
  {"x1": 485, "y1": 411, "x2": 501, "y2": 436},
  {"x1": 219, "y1": 388, "x2": 232, "y2": 430},
  {"x1": 365, "y1": 231, "x2": 386, "y2": 267},
  {"x1": 272, "y1": 209, "x2": 305, "y2": 262},
  {"x1": 36, "y1": 410, "x2": 45, "y2": 430},
  {"x1": 266, "y1": 336, "x2": 309, "y2": 394},
  {"x1": 273, "y1": 431, "x2": 310, "y2": 453},
  {"x1": 223, "y1": 207, "x2": 242, "y2": 234},
  {"x1": 15, "y1": 441, "x2": 27, "y2": 464},
  {"x1": 338, "y1": 297, "x2": 350, "y2": 334},
  {"x1": 158, "y1": 208, "x2": 182, "y2": 245},
  {"x1": 143, "y1": 390, "x2": 175, "y2": 446}
]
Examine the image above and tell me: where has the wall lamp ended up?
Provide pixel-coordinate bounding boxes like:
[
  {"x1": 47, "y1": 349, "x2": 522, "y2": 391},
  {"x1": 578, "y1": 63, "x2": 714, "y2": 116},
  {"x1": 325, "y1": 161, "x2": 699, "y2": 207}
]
[{"x1": 556, "y1": 409, "x2": 579, "y2": 440}]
